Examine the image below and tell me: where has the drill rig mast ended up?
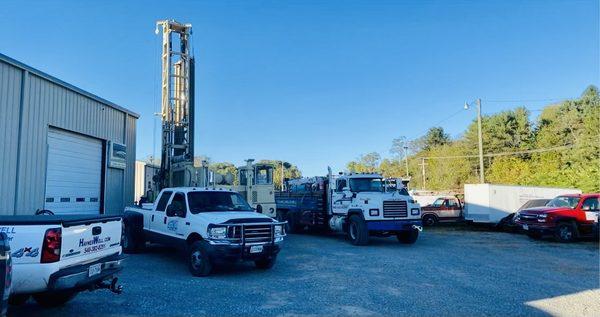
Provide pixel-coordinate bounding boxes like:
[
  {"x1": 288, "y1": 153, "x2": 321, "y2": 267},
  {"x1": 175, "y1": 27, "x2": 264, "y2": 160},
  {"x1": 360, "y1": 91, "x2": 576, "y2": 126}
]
[{"x1": 155, "y1": 20, "x2": 199, "y2": 189}]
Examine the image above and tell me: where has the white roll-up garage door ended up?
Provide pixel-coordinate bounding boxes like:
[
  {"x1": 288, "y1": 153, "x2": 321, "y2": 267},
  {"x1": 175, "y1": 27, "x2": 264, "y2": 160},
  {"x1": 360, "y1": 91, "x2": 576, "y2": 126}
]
[{"x1": 44, "y1": 128, "x2": 103, "y2": 214}]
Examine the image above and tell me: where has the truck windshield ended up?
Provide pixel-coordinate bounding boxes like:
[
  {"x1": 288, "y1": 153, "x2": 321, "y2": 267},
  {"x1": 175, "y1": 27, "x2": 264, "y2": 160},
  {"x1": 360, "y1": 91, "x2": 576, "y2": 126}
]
[
  {"x1": 187, "y1": 192, "x2": 253, "y2": 213},
  {"x1": 546, "y1": 196, "x2": 580, "y2": 209},
  {"x1": 432, "y1": 198, "x2": 445, "y2": 207},
  {"x1": 255, "y1": 166, "x2": 273, "y2": 185},
  {"x1": 349, "y1": 178, "x2": 384, "y2": 192}
]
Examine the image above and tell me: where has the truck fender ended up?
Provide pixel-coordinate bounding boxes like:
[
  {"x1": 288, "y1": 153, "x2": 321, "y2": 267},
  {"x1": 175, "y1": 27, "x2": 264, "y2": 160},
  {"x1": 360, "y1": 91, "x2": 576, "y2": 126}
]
[
  {"x1": 186, "y1": 232, "x2": 204, "y2": 246},
  {"x1": 421, "y1": 212, "x2": 439, "y2": 219},
  {"x1": 553, "y1": 217, "x2": 580, "y2": 236},
  {"x1": 345, "y1": 209, "x2": 365, "y2": 232},
  {"x1": 122, "y1": 210, "x2": 144, "y2": 235}
]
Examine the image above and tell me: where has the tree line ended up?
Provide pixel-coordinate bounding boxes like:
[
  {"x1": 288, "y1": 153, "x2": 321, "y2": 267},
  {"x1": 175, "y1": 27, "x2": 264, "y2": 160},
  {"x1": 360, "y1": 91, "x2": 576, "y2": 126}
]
[{"x1": 346, "y1": 86, "x2": 600, "y2": 193}]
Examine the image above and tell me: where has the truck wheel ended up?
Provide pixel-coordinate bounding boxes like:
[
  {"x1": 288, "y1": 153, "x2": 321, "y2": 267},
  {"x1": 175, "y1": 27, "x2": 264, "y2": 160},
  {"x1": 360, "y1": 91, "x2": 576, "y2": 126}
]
[
  {"x1": 255, "y1": 255, "x2": 277, "y2": 269},
  {"x1": 8, "y1": 294, "x2": 30, "y2": 306},
  {"x1": 278, "y1": 211, "x2": 302, "y2": 234},
  {"x1": 422, "y1": 215, "x2": 437, "y2": 226},
  {"x1": 188, "y1": 241, "x2": 212, "y2": 277},
  {"x1": 32, "y1": 291, "x2": 78, "y2": 307},
  {"x1": 397, "y1": 229, "x2": 419, "y2": 244},
  {"x1": 554, "y1": 222, "x2": 577, "y2": 243},
  {"x1": 122, "y1": 223, "x2": 145, "y2": 254},
  {"x1": 347, "y1": 215, "x2": 369, "y2": 246}
]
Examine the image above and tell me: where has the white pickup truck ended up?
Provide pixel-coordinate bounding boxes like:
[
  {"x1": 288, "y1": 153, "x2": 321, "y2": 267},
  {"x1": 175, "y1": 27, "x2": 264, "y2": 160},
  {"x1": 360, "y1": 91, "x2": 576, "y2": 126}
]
[
  {"x1": 123, "y1": 187, "x2": 286, "y2": 276},
  {"x1": 0, "y1": 215, "x2": 124, "y2": 307}
]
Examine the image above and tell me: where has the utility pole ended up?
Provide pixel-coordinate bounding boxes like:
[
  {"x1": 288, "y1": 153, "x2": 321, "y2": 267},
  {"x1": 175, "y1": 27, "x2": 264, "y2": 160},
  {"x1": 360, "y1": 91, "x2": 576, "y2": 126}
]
[
  {"x1": 465, "y1": 98, "x2": 485, "y2": 183},
  {"x1": 419, "y1": 158, "x2": 427, "y2": 190},
  {"x1": 403, "y1": 145, "x2": 409, "y2": 178},
  {"x1": 281, "y1": 161, "x2": 285, "y2": 191},
  {"x1": 476, "y1": 98, "x2": 485, "y2": 183}
]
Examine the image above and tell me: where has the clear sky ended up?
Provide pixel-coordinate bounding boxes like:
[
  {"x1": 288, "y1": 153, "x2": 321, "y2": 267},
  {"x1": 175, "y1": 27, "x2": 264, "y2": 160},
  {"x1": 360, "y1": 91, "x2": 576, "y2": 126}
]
[{"x1": 1, "y1": 0, "x2": 598, "y2": 176}]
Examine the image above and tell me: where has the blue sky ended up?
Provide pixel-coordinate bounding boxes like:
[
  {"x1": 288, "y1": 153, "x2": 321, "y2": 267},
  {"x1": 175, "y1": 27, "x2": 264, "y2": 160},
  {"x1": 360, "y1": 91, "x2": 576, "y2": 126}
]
[{"x1": 1, "y1": 0, "x2": 598, "y2": 176}]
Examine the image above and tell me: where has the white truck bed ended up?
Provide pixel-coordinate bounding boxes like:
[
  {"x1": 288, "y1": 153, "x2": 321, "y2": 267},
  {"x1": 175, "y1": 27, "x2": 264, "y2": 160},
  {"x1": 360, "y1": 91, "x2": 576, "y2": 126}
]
[{"x1": 0, "y1": 215, "x2": 123, "y2": 295}]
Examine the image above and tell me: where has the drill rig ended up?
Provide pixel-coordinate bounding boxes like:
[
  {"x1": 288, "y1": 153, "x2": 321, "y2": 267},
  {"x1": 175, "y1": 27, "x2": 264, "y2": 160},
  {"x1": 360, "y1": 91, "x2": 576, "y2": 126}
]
[
  {"x1": 151, "y1": 20, "x2": 276, "y2": 216},
  {"x1": 154, "y1": 20, "x2": 208, "y2": 188}
]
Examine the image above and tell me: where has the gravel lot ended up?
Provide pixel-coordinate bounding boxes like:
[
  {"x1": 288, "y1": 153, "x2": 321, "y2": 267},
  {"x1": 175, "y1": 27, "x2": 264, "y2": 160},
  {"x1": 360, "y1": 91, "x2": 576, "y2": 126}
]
[{"x1": 10, "y1": 226, "x2": 599, "y2": 317}]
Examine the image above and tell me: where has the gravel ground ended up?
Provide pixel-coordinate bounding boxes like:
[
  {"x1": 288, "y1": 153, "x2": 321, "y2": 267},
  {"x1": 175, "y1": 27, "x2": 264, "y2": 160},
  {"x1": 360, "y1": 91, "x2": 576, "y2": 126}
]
[{"x1": 9, "y1": 226, "x2": 599, "y2": 317}]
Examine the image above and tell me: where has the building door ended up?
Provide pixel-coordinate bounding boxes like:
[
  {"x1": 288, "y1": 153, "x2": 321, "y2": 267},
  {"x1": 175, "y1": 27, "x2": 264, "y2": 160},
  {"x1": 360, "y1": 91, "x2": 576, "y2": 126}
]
[{"x1": 44, "y1": 128, "x2": 103, "y2": 214}]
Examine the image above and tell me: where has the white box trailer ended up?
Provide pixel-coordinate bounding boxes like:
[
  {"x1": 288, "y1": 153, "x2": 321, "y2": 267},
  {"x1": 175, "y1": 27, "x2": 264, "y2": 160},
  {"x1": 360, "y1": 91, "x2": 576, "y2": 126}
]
[{"x1": 464, "y1": 184, "x2": 581, "y2": 224}]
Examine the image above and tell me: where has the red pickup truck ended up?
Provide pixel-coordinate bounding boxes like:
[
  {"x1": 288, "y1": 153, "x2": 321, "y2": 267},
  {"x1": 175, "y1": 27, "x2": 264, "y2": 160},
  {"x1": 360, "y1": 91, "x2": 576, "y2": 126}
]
[{"x1": 515, "y1": 193, "x2": 599, "y2": 242}]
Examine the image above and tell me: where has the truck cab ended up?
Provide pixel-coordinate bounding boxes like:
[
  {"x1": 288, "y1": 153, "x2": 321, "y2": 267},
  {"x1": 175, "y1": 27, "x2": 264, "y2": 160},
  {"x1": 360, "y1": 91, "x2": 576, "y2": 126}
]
[
  {"x1": 235, "y1": 160, "x2": 277, "y2": 217},
  {"x1": 329, "y1": 173, "x2": 422, "y2": 245},
  {"x1": 123, "y1": 188, "x2": 286, "y2": 276}
]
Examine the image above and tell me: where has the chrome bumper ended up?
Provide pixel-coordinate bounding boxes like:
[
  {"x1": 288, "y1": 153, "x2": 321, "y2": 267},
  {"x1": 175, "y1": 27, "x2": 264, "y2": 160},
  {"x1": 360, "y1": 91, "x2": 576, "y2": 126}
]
[{"x1": 48, "y1": 253, "x2": 124, "y2": 291}]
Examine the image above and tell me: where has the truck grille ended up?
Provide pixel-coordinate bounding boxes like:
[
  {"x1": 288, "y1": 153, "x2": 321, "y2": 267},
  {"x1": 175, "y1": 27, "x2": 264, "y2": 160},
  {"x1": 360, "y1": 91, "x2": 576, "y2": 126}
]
[
  {"x1": 517, "y1": 214, "x2": 538, "y2": 223},
  {"x1": 243, "y1": 225, "x2": 272, "y2": 243},
  {"x1": 383, "y1": 200, "x2": 408, "y2": 218}
]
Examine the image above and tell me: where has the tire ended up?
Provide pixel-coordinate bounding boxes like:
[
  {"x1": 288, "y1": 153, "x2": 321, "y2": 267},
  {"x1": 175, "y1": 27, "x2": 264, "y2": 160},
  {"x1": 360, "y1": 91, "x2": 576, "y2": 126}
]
[
  {"x1": 527, "y1": 231, "x2": 543, "y2": 240},
  {"x1": 33, "y1": 291, "x2": 78, "y2": 307},
  {"x1": 397, "y1": 228, "x2": 419, "y2": 244},
  {"x1": 122, "y1": 223, "x2": 145, "y2": 254},
  {"x1": 278, "y1": 211, "x2": 303, "y2": 234},
  {"x1": 255, "y1": 255, "x2": 277, "y2": 270},
  {"x1": 347, "y1": 215, "x2": 369, "y2": 246},
  {"x1": 554, "y1": 222, "x2": 578, "y2": 243},
  {"x1": 188, "y1": 241, "x2": 213, "y2": 277},
  {"x1": 8, "y1": 294, "x2": 30, "y2": 306},
  {"x1": 422, "y1": 214, "x2": 437, "y2": 226}
]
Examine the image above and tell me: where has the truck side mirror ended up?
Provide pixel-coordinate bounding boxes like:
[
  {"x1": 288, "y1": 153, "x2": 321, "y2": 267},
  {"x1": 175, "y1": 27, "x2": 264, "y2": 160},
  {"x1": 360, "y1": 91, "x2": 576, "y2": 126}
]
[{"x1": 342, "y1": 187, "x2": 355, "y2": 198}]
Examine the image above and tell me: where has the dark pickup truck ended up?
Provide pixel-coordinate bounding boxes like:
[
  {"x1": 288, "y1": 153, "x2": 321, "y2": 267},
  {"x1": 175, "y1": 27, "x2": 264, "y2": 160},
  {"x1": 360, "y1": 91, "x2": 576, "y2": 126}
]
[{"x1": 516, "y1": 193, "x2": 599, "y2": 242}]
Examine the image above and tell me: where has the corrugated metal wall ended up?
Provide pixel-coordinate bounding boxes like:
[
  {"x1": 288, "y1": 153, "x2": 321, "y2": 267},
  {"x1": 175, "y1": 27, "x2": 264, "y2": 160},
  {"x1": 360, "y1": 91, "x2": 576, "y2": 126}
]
[
  {"x1": 0, "y1": 61, "x2": 22, "y2": 213},
  {"x1": 0, "y1": 55, "x2": 138, "y2": 215}
]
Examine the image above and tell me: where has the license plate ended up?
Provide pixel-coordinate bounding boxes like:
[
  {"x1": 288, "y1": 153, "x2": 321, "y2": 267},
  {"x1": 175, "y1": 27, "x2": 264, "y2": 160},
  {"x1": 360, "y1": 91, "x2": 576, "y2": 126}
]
[
  {"x1": 88, "y1": 263, "x2": 102, "y2": 277},
  {"x1": 522, "y1": 224, "x2": 529, "y2": 230},
  {"x1": 249, "y1": 245, "x2": 263, "y2": 254}
]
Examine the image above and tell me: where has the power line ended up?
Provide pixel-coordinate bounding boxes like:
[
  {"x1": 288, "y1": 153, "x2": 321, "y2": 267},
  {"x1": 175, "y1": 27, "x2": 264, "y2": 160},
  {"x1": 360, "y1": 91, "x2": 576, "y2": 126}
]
[
  {"x1": 414, "y1": 108, "x2": 467, "y2": 137},
  {"x1": 418, "y1": 144, "x2": 573, "y2": 160},
  {"x1": 412, "y1": 97, "x2": 574, "y2": 139},
  {"x1": 482, "y1": 97, "x2": 570, "y2": 103}
]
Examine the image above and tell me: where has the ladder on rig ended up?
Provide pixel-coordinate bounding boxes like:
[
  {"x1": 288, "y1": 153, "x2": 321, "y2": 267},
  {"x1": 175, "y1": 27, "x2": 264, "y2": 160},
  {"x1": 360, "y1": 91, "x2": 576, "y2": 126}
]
[{"x1": 156, "y1": 20, "x2": 196, "y2": 189}]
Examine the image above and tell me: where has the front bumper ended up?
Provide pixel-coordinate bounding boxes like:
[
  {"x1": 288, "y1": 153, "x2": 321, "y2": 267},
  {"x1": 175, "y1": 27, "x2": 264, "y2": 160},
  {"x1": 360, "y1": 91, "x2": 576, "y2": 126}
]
[
  {"x1": 205, "y1": 242, "x2": 281, "y2": 263},
  {"x1": 366, "y1": 219, "x2": 422, "y2": 232},
  {"x1": 47, "y1": 253, "x2": 124, "y2": 292},
  {"x1": 517, "y1": 221, "x2": 555, "y2": 235}
]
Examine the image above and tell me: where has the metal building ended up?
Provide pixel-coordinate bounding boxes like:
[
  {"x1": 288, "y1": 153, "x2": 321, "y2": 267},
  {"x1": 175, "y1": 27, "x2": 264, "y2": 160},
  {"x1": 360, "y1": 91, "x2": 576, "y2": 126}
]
[{"x1": 0, "y1": 53, "x2": 138, "y2": 215}]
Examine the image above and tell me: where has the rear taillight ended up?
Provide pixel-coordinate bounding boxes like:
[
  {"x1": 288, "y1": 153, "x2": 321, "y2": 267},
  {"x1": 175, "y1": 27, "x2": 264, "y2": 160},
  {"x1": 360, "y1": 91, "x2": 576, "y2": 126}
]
[{"x1": 41, "y1": 228, "x2": 61, "y2": 263}]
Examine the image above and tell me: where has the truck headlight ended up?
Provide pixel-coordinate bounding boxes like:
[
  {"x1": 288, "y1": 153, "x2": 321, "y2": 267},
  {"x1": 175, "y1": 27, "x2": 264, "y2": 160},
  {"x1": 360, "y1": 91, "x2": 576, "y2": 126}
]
[
  {"x1": 411, "y1": 208, "x2": 420, "y2": 216},
  {"x1": 369, "y1": 209, "x2": 379, "y2": 216},
  {"x1": 208, "y1": 226, "x2": 227, "y2": 239},
  {"x1": 274, "y1": 225, "x2": 285, "y2": 237},
  {"x1": 537, "y1": 214, "x2": 547, "y2": 222}
]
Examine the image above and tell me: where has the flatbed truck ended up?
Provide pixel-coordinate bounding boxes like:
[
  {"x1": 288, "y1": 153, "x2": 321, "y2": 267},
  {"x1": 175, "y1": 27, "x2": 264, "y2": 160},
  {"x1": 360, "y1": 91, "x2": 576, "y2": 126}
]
[{"x1": 275, "y1": 169, "x2": 422, "y2": 245}]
